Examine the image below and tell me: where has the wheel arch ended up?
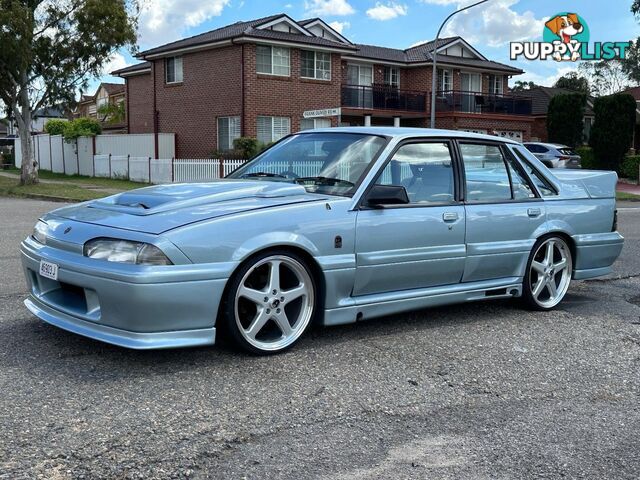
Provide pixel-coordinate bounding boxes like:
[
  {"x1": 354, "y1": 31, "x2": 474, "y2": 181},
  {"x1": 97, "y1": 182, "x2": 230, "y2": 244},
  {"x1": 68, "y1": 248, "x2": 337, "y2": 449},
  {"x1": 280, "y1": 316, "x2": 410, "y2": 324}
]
[
  {"x1": 218, "y1": 244, "x2": 327, "y2": 326},
  {"x1": 537, "y1": 230, "x2": 577, "y2": 266}
]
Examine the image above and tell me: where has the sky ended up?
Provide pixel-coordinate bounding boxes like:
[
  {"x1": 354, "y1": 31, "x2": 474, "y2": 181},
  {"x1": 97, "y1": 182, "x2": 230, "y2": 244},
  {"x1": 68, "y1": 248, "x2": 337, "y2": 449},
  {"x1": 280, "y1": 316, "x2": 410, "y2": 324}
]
[{"x1": 97, "y1": 0, "x2": 640, "y2": 92}]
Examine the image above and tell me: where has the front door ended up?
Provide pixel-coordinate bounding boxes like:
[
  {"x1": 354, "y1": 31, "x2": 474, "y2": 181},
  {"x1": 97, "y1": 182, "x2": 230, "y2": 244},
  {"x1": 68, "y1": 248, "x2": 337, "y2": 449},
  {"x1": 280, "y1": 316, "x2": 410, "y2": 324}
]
[
  {"x1": 458, "y1": 141, "x2": 545, "y2": 282},
  {"x1": 347, "y1": 64, "x2": 373, "y2": 108},
  {"x1": 354, "y1": 140, "x2": 465, "y2": 296},
  {"x1": 461, "y1": 72, "x2": 482, "y2": 113}
]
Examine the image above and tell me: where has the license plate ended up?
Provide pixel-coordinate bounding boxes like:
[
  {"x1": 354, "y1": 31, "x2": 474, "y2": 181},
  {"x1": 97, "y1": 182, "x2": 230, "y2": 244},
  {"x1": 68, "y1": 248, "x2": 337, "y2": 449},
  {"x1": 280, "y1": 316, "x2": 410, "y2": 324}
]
[{"x1": 39, "y1": 260, "x2": 58, "y2": 280}]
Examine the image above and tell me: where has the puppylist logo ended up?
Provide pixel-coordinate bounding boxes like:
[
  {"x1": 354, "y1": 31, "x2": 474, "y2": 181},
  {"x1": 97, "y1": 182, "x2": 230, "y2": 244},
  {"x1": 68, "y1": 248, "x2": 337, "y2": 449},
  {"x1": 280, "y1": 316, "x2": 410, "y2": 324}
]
[{"x1": 511, "y1": 12, "x2": 631, "y2": 62}]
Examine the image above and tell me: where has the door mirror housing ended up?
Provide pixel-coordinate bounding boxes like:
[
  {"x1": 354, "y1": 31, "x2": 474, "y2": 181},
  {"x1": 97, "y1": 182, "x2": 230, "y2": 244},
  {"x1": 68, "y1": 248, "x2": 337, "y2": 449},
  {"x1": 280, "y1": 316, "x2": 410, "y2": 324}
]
[{"x1": 365, "y1": 184, "x2": 410, "y2": 207}]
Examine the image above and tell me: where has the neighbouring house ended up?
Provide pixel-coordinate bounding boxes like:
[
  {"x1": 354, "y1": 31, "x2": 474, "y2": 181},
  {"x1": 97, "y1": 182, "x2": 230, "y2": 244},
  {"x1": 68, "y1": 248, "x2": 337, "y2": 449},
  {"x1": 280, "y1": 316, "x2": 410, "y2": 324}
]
[
  {"x1": 512, "y1": 86, "x2": 594, "y2": 145},
  {"x1": 114, "y1": 13, "x2": 533, "y2": 158},
  {"x1": 74, "y1": 82, "x2": 127, "y2": 134},
  {"x1": 7, "y1": 106, "x2": 68, "y2": 136}
]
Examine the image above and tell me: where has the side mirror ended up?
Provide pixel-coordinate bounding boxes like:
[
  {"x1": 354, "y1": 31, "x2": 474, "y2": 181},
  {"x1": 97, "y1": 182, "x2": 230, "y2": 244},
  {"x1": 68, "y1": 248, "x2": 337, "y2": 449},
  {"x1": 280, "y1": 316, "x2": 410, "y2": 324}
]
[{"x1": 365, "y1": 184, "x2": 410, "y2": 207}]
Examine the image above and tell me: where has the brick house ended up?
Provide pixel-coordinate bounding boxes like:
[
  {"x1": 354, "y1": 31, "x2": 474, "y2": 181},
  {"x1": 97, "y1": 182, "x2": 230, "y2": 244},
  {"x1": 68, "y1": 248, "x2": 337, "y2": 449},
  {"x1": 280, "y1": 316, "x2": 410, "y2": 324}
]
[
  {"x1": 74, "y1": 83, "x2": 127, "y2": 133},
  {"x1": 114, "y1": 13, "x2": 533, "y2": 158},
  {"x1": 512, "y1": 86, "x2": 595, "y2": 144}
]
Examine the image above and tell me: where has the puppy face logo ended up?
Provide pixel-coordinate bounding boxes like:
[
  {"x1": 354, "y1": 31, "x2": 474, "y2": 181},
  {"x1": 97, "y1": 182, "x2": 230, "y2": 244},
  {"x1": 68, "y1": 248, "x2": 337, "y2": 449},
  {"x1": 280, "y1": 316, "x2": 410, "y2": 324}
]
[
  {"x1": 545, "y1": 14, "x2": 583, "y2": 44},
  {"x1": 543, "y1": 12, "x2": 589, "y2": 62}
]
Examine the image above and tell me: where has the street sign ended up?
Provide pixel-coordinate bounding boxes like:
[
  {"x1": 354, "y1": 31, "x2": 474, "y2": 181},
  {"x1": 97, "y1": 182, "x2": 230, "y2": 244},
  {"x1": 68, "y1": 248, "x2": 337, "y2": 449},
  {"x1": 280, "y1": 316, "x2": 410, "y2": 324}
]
[{"x1": 303, "y1": 108, "x2": 341, "y2": 119}]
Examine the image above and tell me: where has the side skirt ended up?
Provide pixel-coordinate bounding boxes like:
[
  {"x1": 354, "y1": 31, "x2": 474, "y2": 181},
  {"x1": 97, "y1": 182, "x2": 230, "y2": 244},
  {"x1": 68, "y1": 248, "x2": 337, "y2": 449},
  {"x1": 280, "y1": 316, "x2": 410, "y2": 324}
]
[{"x1": 323, "y1": 277, "x2": 523, "y2": 326}]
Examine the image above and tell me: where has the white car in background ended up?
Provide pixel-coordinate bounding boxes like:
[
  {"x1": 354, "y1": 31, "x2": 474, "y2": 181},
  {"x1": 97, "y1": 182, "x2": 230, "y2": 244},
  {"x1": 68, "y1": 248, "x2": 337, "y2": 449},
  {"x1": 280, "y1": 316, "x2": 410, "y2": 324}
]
[{"x1": 523, "y1": 142, "x2": 582, "y2": 169}]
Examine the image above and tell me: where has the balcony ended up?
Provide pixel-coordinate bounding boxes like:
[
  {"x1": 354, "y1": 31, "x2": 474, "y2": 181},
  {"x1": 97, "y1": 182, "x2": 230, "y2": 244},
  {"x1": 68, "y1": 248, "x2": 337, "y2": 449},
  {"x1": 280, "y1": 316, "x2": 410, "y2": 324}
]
[
  {"x1": 435, "y1": 90, "x2": 532, "y2": 116},
  {"x1": 341, "y1": 84, "x2": 427, "y2": 113}
]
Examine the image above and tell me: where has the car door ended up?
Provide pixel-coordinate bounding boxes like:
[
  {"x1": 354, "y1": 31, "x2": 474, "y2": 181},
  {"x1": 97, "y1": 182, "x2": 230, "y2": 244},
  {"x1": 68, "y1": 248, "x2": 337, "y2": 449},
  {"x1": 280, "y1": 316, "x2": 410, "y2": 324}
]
[
  {"x1": 353, "y1": 140, "x2": 465, "y2": 296},
  {"x1": 459, "y1": 141, "x2": 546, "y2": 283}
]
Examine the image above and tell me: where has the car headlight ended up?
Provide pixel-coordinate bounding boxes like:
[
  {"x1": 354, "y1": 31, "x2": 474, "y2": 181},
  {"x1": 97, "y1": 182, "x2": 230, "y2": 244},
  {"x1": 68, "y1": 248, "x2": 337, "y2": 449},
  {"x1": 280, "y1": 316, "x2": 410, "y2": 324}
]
[
  {"x1": 33, "y1": 220, "x2": 48, "y2": 245},
  {"x1": 83, "y1": 238, "x2": 173, "y2": 265}
]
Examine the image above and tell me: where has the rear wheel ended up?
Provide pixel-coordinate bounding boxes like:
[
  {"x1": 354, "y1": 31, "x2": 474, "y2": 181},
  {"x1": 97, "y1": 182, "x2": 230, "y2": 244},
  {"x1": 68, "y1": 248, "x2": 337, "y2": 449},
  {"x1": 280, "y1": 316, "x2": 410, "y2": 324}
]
[
  {"x1": 522, "y1": 236, "x2": 572, "y2": 310},
  {"x1": 221, "y1": 251, "x2": 316, "y2": 354}
]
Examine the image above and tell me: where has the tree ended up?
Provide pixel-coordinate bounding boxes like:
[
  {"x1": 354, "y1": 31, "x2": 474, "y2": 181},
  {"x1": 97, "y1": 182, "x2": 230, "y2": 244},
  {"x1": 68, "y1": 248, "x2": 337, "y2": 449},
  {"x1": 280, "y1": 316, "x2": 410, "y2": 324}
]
[
  {"x1": 62, "y1": 117, "x2": 101, "y2": 141},
  {"x1": 553, "y1": 72, "x2": 590, "y2": 95},
  {"x1": 580, "y1": 60, "x2": 632, "y2": 97},
  {"x1": 0, "y1": 1, "x2": 138, "y2": 185},
  {"x1": 589, "y1": 94, "x2": 636, "y2": 171},
  {"x1": 97, "y1": 101, "x2": 126, "y2": 124},
  {"x1": 511, "y1": 80, "x2": 538, "y2": 92},
  {"x1": 43, "y1": 119, "x2": 66, "y2": 135},
  {"x1": 546, "y1": 93, "x2": 586, "y2": 148}
]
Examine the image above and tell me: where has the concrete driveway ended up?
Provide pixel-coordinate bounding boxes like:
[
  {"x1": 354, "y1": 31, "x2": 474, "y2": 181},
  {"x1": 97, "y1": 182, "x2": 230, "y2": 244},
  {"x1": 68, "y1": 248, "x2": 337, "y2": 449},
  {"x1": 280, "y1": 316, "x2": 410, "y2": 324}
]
[{"x1": 1, "y1": 198, "x2": 640, "y2": 479}]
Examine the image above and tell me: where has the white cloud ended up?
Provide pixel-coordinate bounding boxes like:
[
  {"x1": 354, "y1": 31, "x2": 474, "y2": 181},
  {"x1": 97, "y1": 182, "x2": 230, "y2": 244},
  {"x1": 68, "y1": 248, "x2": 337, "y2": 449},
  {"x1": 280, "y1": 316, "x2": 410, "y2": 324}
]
[
  {"x1": 509, "y1": 64, "x2": 578, "y2": 88},
  {"x1": 329, "y1": 21, "x2": 350, "y2": 33},
  {"x1": 104, "y1": 52, "x2": 130, "y2": 76},
  {"x1": 304, "y1": 0, "x2": 355, "y2": 16},
  {"x1": 138, "y1": 0, "x2": 231, "y2": 46},
  {"x1": 419, "y1": 0, "x2": 544, "y2": 47},
  {"x1": 409, "y1": 39, "x2": 430, "y2": 48},
  {"x1": 366, "y1": 2, "x2": 408, "y2": 21}
]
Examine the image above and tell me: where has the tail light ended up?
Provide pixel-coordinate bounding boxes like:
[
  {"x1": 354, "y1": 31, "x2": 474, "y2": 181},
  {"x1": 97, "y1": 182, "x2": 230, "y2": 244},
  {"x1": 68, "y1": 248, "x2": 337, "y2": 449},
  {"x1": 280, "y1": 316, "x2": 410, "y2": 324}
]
[{"x1": 556, "y1": 155, "x2": 570, "y2": 161}]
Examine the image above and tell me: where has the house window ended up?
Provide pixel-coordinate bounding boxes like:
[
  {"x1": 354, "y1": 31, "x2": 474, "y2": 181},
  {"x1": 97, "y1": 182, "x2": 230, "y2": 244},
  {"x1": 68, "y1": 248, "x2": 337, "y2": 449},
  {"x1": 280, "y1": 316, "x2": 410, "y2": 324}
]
[
  {"x1": 347, "y1": 64, "x2": 373, "y2": 86},
  {"x1": 88, "y1": 104, "x2": 97, "y2": 116},
  {"x1": 300, "y1": 118, "x2": 332, "y2": 130},
  {"x1": 256, "y1": 45, "x2": 290, "y2": 76},
  {"x1": 165, "y1": 56, "x2": 183, "y2": 84},
  {"x1": 217, "y1": 116, "x2": 241, "y2": 151},
  {"x1": 437, "y1": 69, "x2": 452, "y2": 92},
  {"x1": 257, "y1": 116, "x2": 290, "y2": 144},
  {"x1": 301, "y1": 50, "x2": 331, "y2": 80},
  {"x1": 489, "y1": 75, "x2": 503, "y2": 95},
  {"x1": 384, "y1": 67, "x2": 399, "y2": 89}
]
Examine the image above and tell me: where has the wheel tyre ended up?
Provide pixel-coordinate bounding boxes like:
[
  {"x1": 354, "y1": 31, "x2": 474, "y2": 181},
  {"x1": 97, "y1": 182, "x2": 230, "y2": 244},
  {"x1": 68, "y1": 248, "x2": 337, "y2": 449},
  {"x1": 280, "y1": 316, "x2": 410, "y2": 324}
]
[
  {"x1": 221, "y1": 250, "x2": 317, "y2": 355},
  {"x1": 522, "y1": 235, "x2": 573, "y2": 311}
]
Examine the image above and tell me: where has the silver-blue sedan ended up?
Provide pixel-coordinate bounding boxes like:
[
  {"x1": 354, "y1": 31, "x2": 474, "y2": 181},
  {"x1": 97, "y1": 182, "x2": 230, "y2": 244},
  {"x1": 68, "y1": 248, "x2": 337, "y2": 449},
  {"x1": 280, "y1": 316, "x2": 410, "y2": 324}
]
[{"x1": 21, "y1": 128, "x2": 623, "y2": 354}]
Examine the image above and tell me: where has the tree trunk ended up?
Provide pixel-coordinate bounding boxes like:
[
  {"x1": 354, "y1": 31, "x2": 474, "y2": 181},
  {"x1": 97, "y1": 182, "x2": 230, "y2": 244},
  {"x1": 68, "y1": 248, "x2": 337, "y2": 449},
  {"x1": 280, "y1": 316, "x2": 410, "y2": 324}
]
[{"x1": 17, "y1": 74, "x2": 38, "y2": 185}]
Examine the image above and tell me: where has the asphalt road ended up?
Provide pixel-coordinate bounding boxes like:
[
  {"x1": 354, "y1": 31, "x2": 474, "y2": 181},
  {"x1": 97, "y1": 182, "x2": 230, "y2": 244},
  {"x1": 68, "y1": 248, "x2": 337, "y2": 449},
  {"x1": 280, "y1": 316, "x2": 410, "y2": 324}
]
[{"x1": 1, "y1": 198, "x2": 640, "y2": 479}]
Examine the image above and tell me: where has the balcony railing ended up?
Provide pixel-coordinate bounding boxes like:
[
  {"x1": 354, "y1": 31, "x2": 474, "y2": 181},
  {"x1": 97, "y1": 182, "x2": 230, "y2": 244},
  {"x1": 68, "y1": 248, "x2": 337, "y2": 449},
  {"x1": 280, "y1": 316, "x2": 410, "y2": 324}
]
[
  {"x1": 341, "y1": 84, "x2": 427, "y2": 113},
  {"x1": 435, "y1": 90, "x2": 532, "y2": 116}
]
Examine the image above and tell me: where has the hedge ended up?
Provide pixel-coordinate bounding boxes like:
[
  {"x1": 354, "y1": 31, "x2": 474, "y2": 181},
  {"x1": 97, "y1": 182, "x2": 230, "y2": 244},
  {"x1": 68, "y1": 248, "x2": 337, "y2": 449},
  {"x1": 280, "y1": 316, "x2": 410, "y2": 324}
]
[
  {"x1": 576, "y1": 146, "x2": 597, "y2": 170},
  {"x1": 621, "y1": 155, "x2": 640, "y2": 180}
]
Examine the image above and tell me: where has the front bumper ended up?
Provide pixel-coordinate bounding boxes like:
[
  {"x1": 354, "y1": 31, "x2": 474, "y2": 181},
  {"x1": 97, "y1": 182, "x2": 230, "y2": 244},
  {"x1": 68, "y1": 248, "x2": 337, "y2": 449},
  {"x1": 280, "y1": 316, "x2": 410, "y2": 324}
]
[{"x1": 21, "y1": 236, "x2": 234, "y2": 349}]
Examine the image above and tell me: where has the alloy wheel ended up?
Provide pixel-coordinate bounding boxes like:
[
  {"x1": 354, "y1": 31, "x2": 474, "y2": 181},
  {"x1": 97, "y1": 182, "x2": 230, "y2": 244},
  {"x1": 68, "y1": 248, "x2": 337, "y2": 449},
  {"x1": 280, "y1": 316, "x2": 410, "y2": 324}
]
[
  {"x1": 234, "y1": 255, "x2": 314, "y2": 352},
  {"x1": 528, "y1": 237, "x2": 572, "y2": 309}
]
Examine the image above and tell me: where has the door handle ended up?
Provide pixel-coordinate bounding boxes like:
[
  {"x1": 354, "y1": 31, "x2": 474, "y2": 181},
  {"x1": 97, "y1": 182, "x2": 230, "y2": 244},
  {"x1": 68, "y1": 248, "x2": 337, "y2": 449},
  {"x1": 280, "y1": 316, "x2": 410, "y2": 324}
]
[
  {"x1": 527, "y1": 207, "x2": 542, "y2": 217},
  {"x1": 442, "y1": 212, "x2": 459, "y2": 222}
]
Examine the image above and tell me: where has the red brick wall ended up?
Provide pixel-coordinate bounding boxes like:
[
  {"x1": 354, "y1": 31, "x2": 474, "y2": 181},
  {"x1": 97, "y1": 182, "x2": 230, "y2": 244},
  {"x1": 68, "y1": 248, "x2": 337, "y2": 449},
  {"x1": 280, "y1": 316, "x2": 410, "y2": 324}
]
[
  {"x1": 153, "y1": 45, "x2": 243, "y2": 158},
  {"x1": 127, "y1": 73, "x2": 154, "y2": 134},
  {"x1": 530, "y1": 117, "x2": 547, "y2": 142},
  {"x1": 243, "y1": 45, "x2": 342, "y2": 137}
]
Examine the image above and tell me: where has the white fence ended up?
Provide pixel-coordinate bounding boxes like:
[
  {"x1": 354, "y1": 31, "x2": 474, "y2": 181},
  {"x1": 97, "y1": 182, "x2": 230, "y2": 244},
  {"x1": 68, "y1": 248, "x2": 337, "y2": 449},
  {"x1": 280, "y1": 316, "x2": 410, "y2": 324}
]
[
  {"x1": 14, "y1": 133, "x2": 175, "y2": 172},
  {"x1": 172, "y1": 158, "x2": 245, "y2": 183}
]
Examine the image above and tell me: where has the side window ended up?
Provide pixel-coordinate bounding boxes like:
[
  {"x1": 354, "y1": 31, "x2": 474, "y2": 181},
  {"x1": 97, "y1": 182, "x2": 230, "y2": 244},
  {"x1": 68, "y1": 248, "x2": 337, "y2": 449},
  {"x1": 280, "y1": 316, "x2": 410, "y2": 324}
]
[
  {"x1": 512, "y1": 147, "x2": 558, "y2": 197},
  {"x1": 460, "y1": 143, "x2": 511, "y2": 202},
  {"x1": 376, "y1": 142, "x2": 454, "y2": 204}
]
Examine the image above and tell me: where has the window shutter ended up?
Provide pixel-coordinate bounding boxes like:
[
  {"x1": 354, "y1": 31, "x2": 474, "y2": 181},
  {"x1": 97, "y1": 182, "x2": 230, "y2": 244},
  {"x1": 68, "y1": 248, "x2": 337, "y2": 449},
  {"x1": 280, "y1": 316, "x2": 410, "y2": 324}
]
[
  {"x1": 218, "y1": 118, "x2": 230, "y2": 150},
  {"x1": 257, "y1": 117, "x2": 271, "y2": 144},
  {"x1": 273, "y1": 117, "x2": 290, "y2": 141}
]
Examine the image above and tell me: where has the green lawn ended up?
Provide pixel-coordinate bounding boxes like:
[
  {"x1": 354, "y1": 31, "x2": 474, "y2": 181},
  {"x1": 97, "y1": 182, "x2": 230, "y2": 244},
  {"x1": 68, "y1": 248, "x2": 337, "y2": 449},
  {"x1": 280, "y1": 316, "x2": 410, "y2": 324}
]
[
  {"x1": 5, "y1": 167, "x2": 146, "y2": 191},
  {"x1": 616, "y1": 191, "x2": 640, "y2": 201},
  {"x1": 0, "y1": 175, "x2": 108, "y2": 201}
]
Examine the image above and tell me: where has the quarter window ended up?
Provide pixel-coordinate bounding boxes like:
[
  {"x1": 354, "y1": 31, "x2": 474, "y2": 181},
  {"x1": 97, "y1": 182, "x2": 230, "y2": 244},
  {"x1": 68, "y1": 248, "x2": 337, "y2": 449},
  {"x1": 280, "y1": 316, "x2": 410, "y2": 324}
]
[
  {"x1": 165, "y1": 56, "x2": 183, "y2": 84},
  {"x1": 460, "y1": 143, "x2": 512, "y2": 202},
  {"x1": 512, "y1": 147, "x2": 558, "y2": 197},
  {"x1": 376, "y1": 142, "x2": 455, "y2": 204},
  {"x1": 257, "y1": 116, "x2": 290, "y2": 144},
  {"x1": 301, "y1": 50, "x2": 331, "y2": 80},
  {"x1": 217, "y1": 116, "x2": 241, "y2": 151},
  {"x1": 256, "y1": 45, "x2": 290, "y2": 76}
]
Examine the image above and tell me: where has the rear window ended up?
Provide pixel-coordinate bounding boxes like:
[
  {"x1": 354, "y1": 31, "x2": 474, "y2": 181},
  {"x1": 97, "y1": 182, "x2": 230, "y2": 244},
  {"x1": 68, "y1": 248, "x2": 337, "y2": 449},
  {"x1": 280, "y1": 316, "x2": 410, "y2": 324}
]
[{"x1": 524, "y1": 144, "x2": 548, "y2": 154}]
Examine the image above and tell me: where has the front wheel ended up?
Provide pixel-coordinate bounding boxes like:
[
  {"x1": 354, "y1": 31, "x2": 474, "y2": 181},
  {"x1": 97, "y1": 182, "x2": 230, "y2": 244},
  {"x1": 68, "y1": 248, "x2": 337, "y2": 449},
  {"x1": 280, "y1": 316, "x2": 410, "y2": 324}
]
[
  {"x1": 522, "y1": 236, "x2": 573, "y2": 311},
  {"x1": 221, "y1": 251, "x2": 316, "y2": 354}
]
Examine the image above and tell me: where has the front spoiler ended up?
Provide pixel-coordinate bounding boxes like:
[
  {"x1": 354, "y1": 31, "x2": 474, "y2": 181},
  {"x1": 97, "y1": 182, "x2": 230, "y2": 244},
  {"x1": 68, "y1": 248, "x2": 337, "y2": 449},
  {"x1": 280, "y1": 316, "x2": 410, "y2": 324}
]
[{"x1": 25, "y1": 296, "x2": 216, "y2": 350}]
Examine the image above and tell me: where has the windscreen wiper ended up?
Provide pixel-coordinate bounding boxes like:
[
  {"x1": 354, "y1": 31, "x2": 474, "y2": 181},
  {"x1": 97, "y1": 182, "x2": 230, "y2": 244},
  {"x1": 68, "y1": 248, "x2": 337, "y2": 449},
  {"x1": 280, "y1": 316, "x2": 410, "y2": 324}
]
[
  {"x1": 241, "y1": 172, "x2": 287, "y2": 179},
  {"x1": 295, "y1": 176, "x2": 355, "y2": 187}
]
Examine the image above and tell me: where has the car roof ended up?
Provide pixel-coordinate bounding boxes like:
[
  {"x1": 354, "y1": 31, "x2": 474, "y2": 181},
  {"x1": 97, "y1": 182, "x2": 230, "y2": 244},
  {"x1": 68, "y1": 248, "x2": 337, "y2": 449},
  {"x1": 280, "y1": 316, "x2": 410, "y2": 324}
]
[
  {"x1": 307, "y1": 126, "x2": 521, "y2": 145},
  {"x1": 524, "y1": 142, "x2": 569, "y2": 149}
]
